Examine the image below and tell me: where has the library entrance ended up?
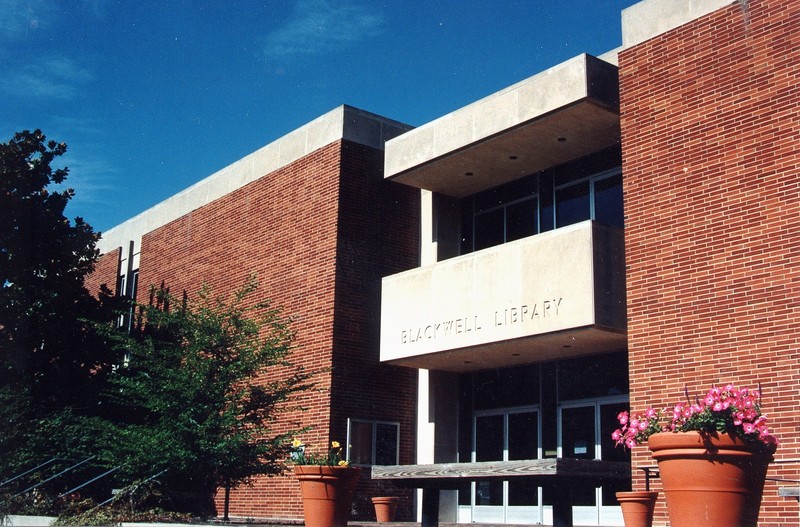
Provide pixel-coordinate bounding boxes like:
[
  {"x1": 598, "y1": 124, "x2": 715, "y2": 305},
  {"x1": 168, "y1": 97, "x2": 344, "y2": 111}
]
[{"x1": 456, "y1": 354, "x2": 630, "y2": 526}]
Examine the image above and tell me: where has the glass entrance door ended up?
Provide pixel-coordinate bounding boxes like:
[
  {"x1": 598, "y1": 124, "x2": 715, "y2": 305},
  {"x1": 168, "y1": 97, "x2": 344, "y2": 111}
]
[
  {"x1": 558, "y1": 396, "x2": 628, "y2": 526},
  {"x1": 470, "y1": 407, "x2": 540, "y2": 524}
]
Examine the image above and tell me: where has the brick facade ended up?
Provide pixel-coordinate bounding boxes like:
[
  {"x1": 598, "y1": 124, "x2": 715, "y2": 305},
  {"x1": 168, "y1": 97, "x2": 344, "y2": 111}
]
[
  {"x1": 620, "y1": 0, "x2": 800, "y2": 524},
  {"x1": 84, "y1": 1, "x2": 800, "y2": 524},
  {"x1": 95, "y1": 139, "x2": 419, "y2": 520},
  {"x1": 85, "y1": 246, "x2": 120, "y2": 298}
]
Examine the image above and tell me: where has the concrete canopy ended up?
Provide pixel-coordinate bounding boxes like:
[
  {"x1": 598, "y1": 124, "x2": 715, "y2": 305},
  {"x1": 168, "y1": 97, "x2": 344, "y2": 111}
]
[{"x1": 384, "y1": 54, "x2": 621, "y2": 197}]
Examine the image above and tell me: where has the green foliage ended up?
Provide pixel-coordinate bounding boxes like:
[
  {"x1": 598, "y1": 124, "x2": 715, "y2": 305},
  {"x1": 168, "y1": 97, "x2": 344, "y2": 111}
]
[
  {"x1": 290, "y1": 440, "x2": 349, "y2": 466},
  {"x1": 0, "y1": 129, "x2": 316, "y2": 518},
  {"x1": 0, "y1": 129, "x2": 116, "y2": 405},
  {"x1": 0, "y1": 130, "x2": 119, "y2": 509},
  {"x1": 91, "y1": 277, "x2": 315, "y2": 515}
]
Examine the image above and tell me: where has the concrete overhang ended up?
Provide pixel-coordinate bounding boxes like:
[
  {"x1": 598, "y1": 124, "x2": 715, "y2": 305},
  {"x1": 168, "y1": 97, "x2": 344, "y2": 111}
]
[
  {"x1": 384, "y1": 54, "x2": 620, "y2": 197},
  {"x1": 388, "y1": 327, "x2": 627, "y2": 374},
  {"x1": 380, "y1": 221, "x2": 627, "y2": 373}
]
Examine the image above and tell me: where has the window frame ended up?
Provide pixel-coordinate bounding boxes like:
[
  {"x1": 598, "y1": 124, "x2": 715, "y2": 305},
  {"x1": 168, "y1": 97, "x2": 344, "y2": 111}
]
[
  {"x1": 345, "y1": 418, "x2": 400, "y2": 466},
  {"x1": 553, "y1": 167, "x2": 622, "y2": 229}
]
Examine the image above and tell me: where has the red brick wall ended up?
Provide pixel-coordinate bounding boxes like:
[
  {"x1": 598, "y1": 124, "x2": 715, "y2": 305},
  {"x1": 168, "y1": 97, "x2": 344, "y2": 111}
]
[
  {"x1": 86, "y1": 247, "x2": 120, "y2": 298},
  {"x1": 136, "y1": 139, "x2": 419, "y2": 520},
  {"x1": 329, "y1": 141, "x2": 419, "y2": 518},
  {"x1": 620, "y1": 1, "x2": 800, "y2": 525}
]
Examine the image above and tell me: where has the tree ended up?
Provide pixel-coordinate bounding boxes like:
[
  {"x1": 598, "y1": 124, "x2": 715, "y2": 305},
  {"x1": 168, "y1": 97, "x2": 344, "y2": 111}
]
[
  {"x1": 93, "y1": 279, "x2": 315, "y2": 516},
  {"x1": 0, "y1": 129, "x2": 111, "y2": 408},
  {"x1": 0, "y1": 130, "x2": 117, "y2": 511}
]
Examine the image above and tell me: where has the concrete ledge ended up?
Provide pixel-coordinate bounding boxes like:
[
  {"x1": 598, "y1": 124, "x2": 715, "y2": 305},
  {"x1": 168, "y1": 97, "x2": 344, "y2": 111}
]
[
  {"x1": 2, "y1": 515, "x2": 55, "y2": 526},
  {"x1": 381, "y1": 221, "x2": 627, "y2": 371},
  {"x1": 384, "y1": 54, "x2": 619, "y2": 197},
  {"x1": 622, "y1": 0, "x2": 736, "y2": 48}
]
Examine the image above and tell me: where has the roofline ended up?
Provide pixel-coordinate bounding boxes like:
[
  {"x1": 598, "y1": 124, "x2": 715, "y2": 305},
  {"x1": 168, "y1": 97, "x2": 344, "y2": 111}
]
[{"x1": 98, "y1": 105, "x2": 411, "y2": 254}]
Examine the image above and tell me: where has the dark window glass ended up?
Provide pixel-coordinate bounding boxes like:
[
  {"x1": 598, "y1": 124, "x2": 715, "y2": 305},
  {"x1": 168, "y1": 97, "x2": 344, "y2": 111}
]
[
  {"x1": 475, "y1": 415, "x2": 504, "y2": 462},
  {"x1": 561, "y1": 406, "x2": 595, "y2": 460},
  {"x1": 349, "y1": 421, "x2": 373, "y2": 465},
  {"x1": 474, "y1": 208, "x2": 505, "y2": 251},
  {"x1": 375, "y1": 423, "x2": 398, "y2": 465},
  {"x1": 509, "y1": 480, "x2": 538, "y2": 506},
  {"x1": 506, "y1": 198, "x2": 538, "y2": 242},
  {"x1": 556, "y1": 180, "x2": 590, "y2": 227},
  {"x1": 475, "y1": 480, "x2": 503, "y2": 506},
  {"x1": 474, "y1": 414, "x2": 504, "y2": 506},
  {"x1": 539, "y1": 171, "x2": 555, "y2": 232},
  {"x1": 557, "y1": 352, "x2": 628, "y2": 400},
  {"x1": 348, "y1": 420, "x2": 399, "y2": 465},
  {"x1": 457, "y1": 481, "x2": 472, "y2": 505},
  {"x1": 472, "y1": 365, "x2": 540, "y2": 410},
  {"x1": 460, "y1": 149, "x2": 622, "y2": 254},
  {"x1": 559, "y1": 406, "x2": 597, "y2": 506},
  {"x1": 594, "y1": 174, "x2": 624, "y2": 227},
  {"x1": 508, "y1": 412, "x2": 538, "y2": 461}
]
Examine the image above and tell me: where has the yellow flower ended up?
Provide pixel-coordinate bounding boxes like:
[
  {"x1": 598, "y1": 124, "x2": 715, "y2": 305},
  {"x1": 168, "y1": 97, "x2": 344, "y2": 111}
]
[
  {"x1": 338, "y1": 460, "x2": 349, "y2": 467},
  {"x1": 331, "y1": 441, "x2": 340, "y2": 449},
  {"x1": 292, "y1": 439, "x2": 302, "y2": 448}
]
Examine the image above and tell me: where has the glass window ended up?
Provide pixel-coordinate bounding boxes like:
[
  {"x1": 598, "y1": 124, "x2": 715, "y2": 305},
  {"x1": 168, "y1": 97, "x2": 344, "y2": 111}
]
[
  {"x1": 346, "y1": 419, "x2": 399, "y2": 465},
  {"x1": 375, "y1": 423, "x2": 399, "y2": 465},
  {"x1": 594, "y1": 173, "x2": 624, "y2": 228},
  {"x1": 506, "y1": 198, "x2": 538, "y2": 242},
  {"x1": 555, "y1": 180, "x2": 590, "y2": 227},
  {"x1": 348, "y1": 421, "x2": 373, "y2": 465},
  {"x1": 472, "y1": 365, "x2": 540, "y2": 410},
  {"x1": 473, "y1": 196, "x2": 538, "y2": 251},
  {"x1": 474, "y1": 208, "x2": 505, "y2": 251},
  {"x1": 475, "y1": 414, "x2": 504, "y2": 462},
  {"x1": 460, "y1": 149, "x2": 622, "y2": 254},
  {"x1": 557, "y1": 352, "x2": 628, "y2": 400}
]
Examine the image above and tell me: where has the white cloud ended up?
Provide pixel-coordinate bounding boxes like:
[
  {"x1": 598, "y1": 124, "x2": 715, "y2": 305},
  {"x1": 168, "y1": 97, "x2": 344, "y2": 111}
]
[
  {"x1": 0, "y1": 55, "x2": 93, "y2": 100},
  {"x1": 55, "y1": 149, "x2": 120, "y2": 223},
  {"x1": 264, "y1": 0, "x2": 384, "y2": 59},
  {"x1": 39, "y1": 117, "x2": 120, "y2": 225}
]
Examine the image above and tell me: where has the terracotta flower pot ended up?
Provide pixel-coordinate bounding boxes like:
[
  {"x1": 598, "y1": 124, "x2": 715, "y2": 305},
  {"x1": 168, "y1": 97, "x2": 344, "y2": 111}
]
[
  {"x1": 294, "y1": 465, "x2": 361, "y2": 527},
  {"x1": 371, "y1": 496, "x2": 399, "y2": 522},
  {"x1": 616, "y1": 491, "x2": 657, "y2": 527},
  {"x1": 648, "y1": 431, "x2": 772, "y2": 527}
]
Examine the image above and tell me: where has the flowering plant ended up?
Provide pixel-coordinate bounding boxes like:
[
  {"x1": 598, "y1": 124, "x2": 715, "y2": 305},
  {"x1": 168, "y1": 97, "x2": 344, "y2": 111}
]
[
  {"x1": 612, "y1": 384, "x2": 778, "y2": 451},
  {"x1": 290, "y1": 439, "x2": 350, "y2": 466}
]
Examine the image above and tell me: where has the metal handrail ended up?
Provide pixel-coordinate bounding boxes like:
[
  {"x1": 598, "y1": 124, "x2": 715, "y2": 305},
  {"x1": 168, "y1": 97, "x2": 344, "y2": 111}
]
[
  {"x1": 13, "y1": 456, "x2": 95, "y2": 497},
  {"x1": 0, "y1": 458, "x2": 65, "y2": 489},
  {"x1": 96, "y1": 469, "x2": 167, "y2": 506},
  {"x1": 57, "y1": 467, "x2": 119, "y2": 499}
]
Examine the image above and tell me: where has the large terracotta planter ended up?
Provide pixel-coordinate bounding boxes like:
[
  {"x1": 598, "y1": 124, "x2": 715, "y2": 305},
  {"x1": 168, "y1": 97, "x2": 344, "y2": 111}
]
[
  {"x1": 648, "y1": 431, "x2": 772, "y2": 527},
  {"x1": 294, "y1": 465, "x2": 361, "y2": 527},
  {"x1": 371, "y1": 496, "x2": 399, "y2": 522},
  {"x1": 616, "y1": 491, "x2": 657, "y2": 527}
]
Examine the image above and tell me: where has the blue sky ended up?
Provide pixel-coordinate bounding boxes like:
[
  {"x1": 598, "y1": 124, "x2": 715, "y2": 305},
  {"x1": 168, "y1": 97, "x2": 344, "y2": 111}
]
[{"x1": 1, "y1": 0, "x2": 639, "y2": 233}]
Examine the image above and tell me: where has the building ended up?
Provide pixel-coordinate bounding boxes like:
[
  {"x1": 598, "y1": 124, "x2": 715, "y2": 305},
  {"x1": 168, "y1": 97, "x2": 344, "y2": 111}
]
[
  {"x1": 90, "y1": 0, "x2": 799, "y2": 525},
  {"x1": 88, "y1": 106, "x2": 421, "y2": 520}
]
